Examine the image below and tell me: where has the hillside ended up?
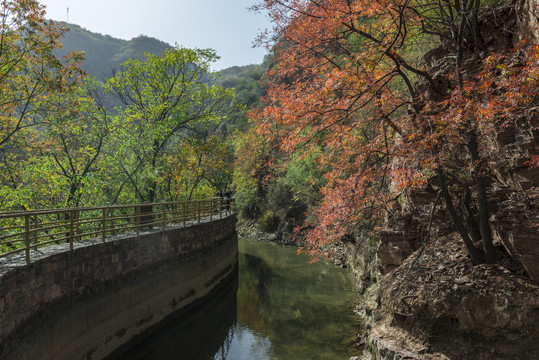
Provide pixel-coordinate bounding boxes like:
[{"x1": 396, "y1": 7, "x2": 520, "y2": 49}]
[
  {"x1": 54, "y1": 23, "x2": 265, "y2": 92},
  {"x1": 214, "y1": 63, "x2": 267, "y2": 134},
  {"x1": 52, "y1": 22, "x2": 265, "y2": 135},
  {"x1": 54, "y1": 23, "x2": 172, "y2": 79}
]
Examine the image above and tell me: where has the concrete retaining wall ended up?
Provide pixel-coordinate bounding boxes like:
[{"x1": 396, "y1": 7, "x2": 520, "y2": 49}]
[{"x1": 0, "y1": 215, "x2": 238, "y2": 360}]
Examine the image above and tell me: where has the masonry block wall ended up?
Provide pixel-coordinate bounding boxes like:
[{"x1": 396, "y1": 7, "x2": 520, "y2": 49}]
[{"x1": 0, "y1": 215, "x2": 238, "y2": 360}]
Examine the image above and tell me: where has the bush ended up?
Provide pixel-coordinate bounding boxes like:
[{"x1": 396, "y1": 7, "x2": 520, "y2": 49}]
[
  {"x1": 257, "y1": 210, "x2": 280, "y2": 232},
  {"x1": 267, "y1": 181, "x2": 294, "y2": 215}
]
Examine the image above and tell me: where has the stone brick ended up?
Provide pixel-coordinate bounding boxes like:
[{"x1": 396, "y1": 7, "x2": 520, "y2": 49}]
[{"x1": 0, "y1": 214, "x2": 237, "y2": 356}]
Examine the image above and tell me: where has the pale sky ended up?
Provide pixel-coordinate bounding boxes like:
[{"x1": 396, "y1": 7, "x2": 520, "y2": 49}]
[{"x1": 38, "y1": 0, "x2": 272, "y2": 70}]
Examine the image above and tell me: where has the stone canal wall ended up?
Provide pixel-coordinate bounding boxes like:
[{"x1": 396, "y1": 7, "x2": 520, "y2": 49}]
[{"x1": 0, "y1": 215, "x2": 238, "y2": 360}]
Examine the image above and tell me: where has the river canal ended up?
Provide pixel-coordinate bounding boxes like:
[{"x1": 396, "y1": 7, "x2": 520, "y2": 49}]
[{"x1": 116, "y1": 237, "x2": 361, "y2": 359}]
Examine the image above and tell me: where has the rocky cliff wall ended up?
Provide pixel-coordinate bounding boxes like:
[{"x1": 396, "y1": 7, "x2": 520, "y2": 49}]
[
  {"x1": 518, "y1": 0, "x2": 539, "y2": 40},
  {"x1": 367, "y1": 1, "x2": 539, "y2": 359},
  {"x1": 376, "y1": 0, "x2": 539, "y2": 282}
]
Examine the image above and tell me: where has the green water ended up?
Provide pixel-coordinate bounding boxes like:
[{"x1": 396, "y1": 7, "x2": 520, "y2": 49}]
[{"x1": 117, "y1": 237, "x2": 361, "y2": 359}]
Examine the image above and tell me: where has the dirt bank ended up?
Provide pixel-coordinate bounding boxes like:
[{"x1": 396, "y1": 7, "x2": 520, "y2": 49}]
[{"x1": 371, "y1": 233, "x2": 539, "y2": 360}]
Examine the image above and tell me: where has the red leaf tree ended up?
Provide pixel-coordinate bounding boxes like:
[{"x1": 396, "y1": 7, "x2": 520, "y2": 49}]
[{"x1": 251, "y1": 0, "x2": 539, "y2": 263}]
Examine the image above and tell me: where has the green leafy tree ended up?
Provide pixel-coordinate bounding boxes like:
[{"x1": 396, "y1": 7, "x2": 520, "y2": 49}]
[
  {"x1": 0, "y1": 0, "x2": 84, "y2": 211},
  {"x1": 0, "y1": 0, "x2": 83, "y2": 149},
  {"x1": 232, "y1": 126, "x2": 273, "y2": 219},
  {"x1": 105, "y1": 47, "x2": 234, "y2": 203},
  {"x1": 159, "y1": 132, "x2": 233, "y2": 201},
  {"x1": 37, "y1": 78, "x2": 111, "y2": 207}
]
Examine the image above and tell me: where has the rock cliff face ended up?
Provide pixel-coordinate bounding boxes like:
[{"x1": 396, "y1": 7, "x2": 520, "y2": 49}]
[
  {"x1": 488, "y1": 107, "x2": 539, "y2": 281},
  {"x1": 376, "y1": 0, "x2": 539, "y2": 282},
  {"x1": 366, "y1": 1, "x2": 539, "y2": 359},
  {"x1": 378, "y1": 119, "x2": 539, "y2": 281},
  {"x1": 517, "y1": 0, "x2": 539, "y2": 41}
]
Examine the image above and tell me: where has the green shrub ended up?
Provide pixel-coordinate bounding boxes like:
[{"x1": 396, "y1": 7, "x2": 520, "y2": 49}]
[{"x1": 258, "y1": 210, "x2": 280, "y2": 232}]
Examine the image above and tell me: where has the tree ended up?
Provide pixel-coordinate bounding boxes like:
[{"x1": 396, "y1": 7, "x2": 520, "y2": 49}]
[
  {"x1": 159, "y1": 132, "x2": 234, "y2": 201},
  {"x1": 232, "y1": 125, "x2": 272, "y2": 219},
  {"x1": 37, "y1": 77, "x2": 110, "y2": 207},
  {"x1": 0, "y1": 77, "x2": 112, "y2": 210},
  {"x1": 0, "y1": 0, "x2": 84, "y2": 211},
  {"x1": 252, "y1": 0, "x2": 539, "y2": 262},
  {"x1": 105, "y1": 47, "x2": 234, "y2": 204},
  {"x1": 0, "y1": 0, "x2": 83, "y2": 150}
]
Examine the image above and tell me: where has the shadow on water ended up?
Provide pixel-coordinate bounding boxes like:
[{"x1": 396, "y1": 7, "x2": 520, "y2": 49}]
[
  {"x1": 113, "y1": 270, "x2": 239, "y2": 360},
  {"x1": 115, "y1": 237, "x2": 361, "y2": 360}
]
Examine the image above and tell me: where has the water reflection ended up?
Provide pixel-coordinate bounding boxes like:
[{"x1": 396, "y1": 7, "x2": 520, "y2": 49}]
[
  {"x1": 237, "y1": 238, "x2": 359, "y2": 360},
  {"x1": 115, "y1": 271, "x2": 239, "y2": 360},
  {"x1": 213, "y1": 324, "x2": 273, "y2": 360},
  {"x1": 116, "y1": 237, "x2": 360, "y2": 359}
]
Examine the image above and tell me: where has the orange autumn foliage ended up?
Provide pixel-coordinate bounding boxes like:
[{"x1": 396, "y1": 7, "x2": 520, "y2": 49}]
[{"x1": 251, "y1": 0, "x2": 539, "y2": 261}]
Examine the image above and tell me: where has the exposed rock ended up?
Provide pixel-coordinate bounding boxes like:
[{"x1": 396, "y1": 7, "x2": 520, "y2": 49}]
[
  {"x1": 343, "y1": 233, "x2": 379, "y2": 294},
  {"x1": 517, "y1": 0, "x2": 539, "y2": 41},
  {"x1": 338, "y1": 233, "x2": 382, "y2": 360},
  {"x1": 374, "y1": 234, "x2": 539, "y2": 360},
  {"x1": 367, "y1": 1, "x2": 539, "y2": 359},
  {"x1": 377, "y1": 230, "x2": 419, "y2": 274},
  {"x1": 493, "y1": 190, "x2": 539, "y2": 281},
  {"x1": 237, "y1": 220, "x2": 278, "y2": 242},
  {"x1": 379, "y1": 5, "x2": 539, "y2": 284},
  {"x1": 484, "y1": 113, "x2": 539, "y2": 280},
  {"x1": 236, "y1": 220, "x2": 298, "y2": 246}
]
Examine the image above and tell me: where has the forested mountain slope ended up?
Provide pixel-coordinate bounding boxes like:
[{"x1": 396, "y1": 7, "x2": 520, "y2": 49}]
[
  {"x1": 54, "y1": 23, "x2": 172, "y2": 79},
  {"x1": 0, "y1": 8, "x2": 254, "y2": 213}
]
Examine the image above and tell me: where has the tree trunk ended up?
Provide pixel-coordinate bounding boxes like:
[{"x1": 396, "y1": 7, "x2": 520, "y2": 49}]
[
  {"x1": 459, "y1": 186, "x2": 482, "y2": 244},
  {"x1": 466, "y1": 129, "x2": 495, "y2": 263},
  {"x1": 437, "y1": 169, "x2": 485, "y2": 264}
]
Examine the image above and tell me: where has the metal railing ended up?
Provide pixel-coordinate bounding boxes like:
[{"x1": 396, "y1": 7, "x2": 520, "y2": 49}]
[{"x1": 0, "y1": 198, "x2": 235, "y2": 264}]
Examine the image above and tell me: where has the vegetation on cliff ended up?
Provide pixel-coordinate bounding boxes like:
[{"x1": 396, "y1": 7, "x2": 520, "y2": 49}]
[
  {"x1": 245, "y1": 0, "x2": 539, "y2": 266},
  {"x1": 233, "y1": 1, "x2": 539, "y2": 358}
]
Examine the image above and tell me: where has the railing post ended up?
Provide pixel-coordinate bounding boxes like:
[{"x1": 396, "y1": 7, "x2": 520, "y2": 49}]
[
  {"x1": 210, "y1": 199, "x2": 213, "y2": 221},
  {"x1": 219, "y1": 198, "x2": 223, "y2": 219},
  {"x1": 75, "y1": 210, "x2": 81, "y2": 242},
  {"x1": 197, "y1": 201, "x2": 201, "y2": 223},
  {"x1": 140, "y1": 204, "x2": 154, "y2": 230},
  {"x1": 182, "y1": 202, "x2": 186, "y2": 227},
  {"x1": 102, "y1": 208, "x2": 106, "y2": 243},
  {"x1": 162, "y1": 204, "x2": 166, "y2": 230},
  {"x1": 110, "y1": 208, "x2": 114, "y2": 235},
  {"x1": 25, "y1": 214, "x2": 30, "y2": 264},
  {"x1": 33, "y1": 214, "x2": 38, "y2": 244},
  {"x1": 136, "y1": 206, "x2": 141, "y2": 238},
  {"x1": 69, "y1": 210, "x2": 74, "y2": 251}
]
